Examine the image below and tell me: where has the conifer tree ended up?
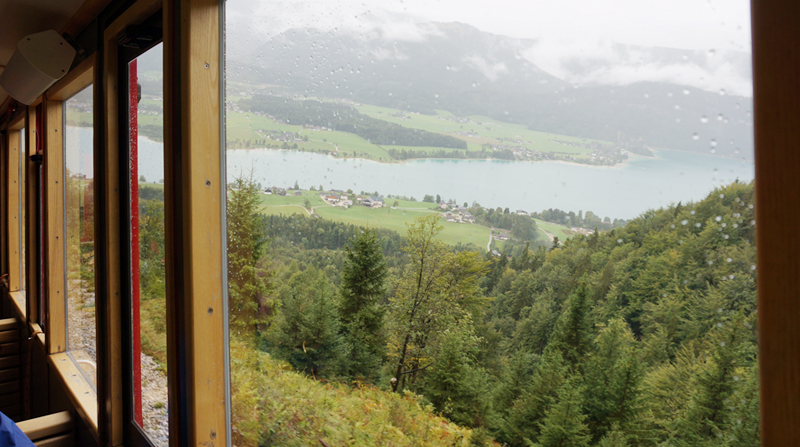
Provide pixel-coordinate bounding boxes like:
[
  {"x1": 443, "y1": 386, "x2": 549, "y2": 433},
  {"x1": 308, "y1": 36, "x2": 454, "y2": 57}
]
[
  {"x1": 339, "y1": 228, "x2": 388, "y2": 382},
  {"x1": 583, "y1": 318, "x2": 645, "y2": 442},
  {"x1": 533, "y1": 376, "x2": 591, "y2": 447},
  {"x1": 269, "y1": 267, "x2": 343, "y2": 378},
  {"x1": 227, "y1": 175, "x2": 271, "y2": 338},
  {"x1": 551, "y1": 285, "x2": 593, "y2": 366}
]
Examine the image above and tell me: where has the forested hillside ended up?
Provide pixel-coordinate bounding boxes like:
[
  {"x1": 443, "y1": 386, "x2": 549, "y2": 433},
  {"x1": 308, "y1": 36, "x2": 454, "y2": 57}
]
[
  {"x1": 244, "y1": 95, "x2": 468, "y2": 149},
  {"x1": 224, "y1": 178, "x2": 758, "y2": 446}
]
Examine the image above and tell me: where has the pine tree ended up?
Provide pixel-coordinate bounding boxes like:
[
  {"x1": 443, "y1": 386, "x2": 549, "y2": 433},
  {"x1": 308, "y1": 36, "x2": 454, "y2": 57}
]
[
  {"x1": 269, "y1": 266, "x2": 343, "y2": 378},
  {"x1": 501, "y1": 349, "x2": 568, "y2": 445},
  {"x1": 227, "y1": 175, "x2": 271, "y2": 339},
  {"x1": 532, "y1": 375, "x2": 591, "y2": 447},
  {"x1": 339, "y1": 228, "x2": 388, "y2": 382},
  {"x1": 583, "y1": 318, "x2": 646, "y2": 442},
  {"x1": 551, "y1": 285, "x2": 593, "y2": 366}
]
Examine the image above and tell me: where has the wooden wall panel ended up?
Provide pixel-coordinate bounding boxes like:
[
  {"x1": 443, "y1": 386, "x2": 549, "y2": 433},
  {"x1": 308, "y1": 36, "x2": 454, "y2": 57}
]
[
  {"x1": 752, "y1": 0, "x2": 800, "y2": 445},
  {"x1": 43, "y1": 100, "x2": 66, "y2": 355},
  {"x1": 26, "y1": 108, "x2": 39, "y2": 324},
  {"x1": 164, "y1": 0, "x2": 228, "y2": 444},
  {"x1": 6, "y1": 130, "x2": 21, "y2": 292}
]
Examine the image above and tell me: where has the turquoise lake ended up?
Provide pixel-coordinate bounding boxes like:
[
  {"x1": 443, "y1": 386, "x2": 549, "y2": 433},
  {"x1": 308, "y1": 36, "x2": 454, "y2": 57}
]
[
  {"x1": 225, "y1": 148, "x2": 754, "y2": 220},
  {"x1": 69, "y1": 127, "x2": 754, "y2": 220}
]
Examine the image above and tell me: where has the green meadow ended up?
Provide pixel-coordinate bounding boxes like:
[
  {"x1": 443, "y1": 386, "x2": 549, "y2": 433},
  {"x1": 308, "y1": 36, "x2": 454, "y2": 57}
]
[{"x1": 253, "y1": 190, "x2": 572, "y2": 248}]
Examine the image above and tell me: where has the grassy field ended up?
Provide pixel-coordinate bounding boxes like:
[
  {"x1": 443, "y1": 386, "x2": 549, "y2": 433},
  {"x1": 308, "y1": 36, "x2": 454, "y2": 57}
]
[
  {"x1": 354, "y1": 104, "x2": 608, "y2": 157},
  {"x1": 133, "y1": 94, "x2": 611, "y2": 164},
  {"x1": 534, "y1": 218, "x2": 575, "y2": 240},
  {"x1": 252, "y1": 190, "x2": 574, "y2": 248},
  {"x1": 225, "y1": 111, "x2": 394, "y2": 160},
  {"x1": 255, "y1": 191, "x2": 489, "y2": 247}
]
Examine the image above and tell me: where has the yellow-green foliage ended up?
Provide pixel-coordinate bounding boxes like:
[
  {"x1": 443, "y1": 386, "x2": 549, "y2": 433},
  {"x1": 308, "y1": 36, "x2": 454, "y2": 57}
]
[
  {"x1": 140, "y1": 297, "x2": 167, "y2": 370},
  {"x1": 230, "y1": 339, "x2": 477, "y2": 447}
]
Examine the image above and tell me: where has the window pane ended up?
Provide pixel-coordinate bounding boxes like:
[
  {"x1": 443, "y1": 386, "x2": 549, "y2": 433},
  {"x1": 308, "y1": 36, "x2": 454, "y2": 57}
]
[
  {"x1": 129, "y1": 43, "x2": 168, "y2": 446},
  {"x1": 226, "y1": 2, "x2": 757, "y2": 446},
  {"x1": 64, "y1": 86, "x2": 97, "y2": 391}
]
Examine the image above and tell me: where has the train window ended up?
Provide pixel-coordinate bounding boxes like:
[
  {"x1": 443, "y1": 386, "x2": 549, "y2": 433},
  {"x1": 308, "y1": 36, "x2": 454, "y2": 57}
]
[
  {"x1": 128, "y1": 41, "x2": 169, "y2": 446},
  {"x1": 224, "y1": 1, "x2": 756, "y2": 446},
  {"x1": 64, "y1": 86, "x2": 98, "y2": 390}
]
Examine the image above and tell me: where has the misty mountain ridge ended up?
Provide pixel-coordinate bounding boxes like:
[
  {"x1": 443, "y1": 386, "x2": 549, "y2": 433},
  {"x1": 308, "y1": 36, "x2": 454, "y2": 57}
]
[{"x1": 228, "y1": 20, "x2": 754, "y2": 158}]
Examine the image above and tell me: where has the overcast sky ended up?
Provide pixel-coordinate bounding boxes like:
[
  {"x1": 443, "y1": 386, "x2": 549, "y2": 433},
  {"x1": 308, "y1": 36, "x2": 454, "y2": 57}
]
[
  {"x1": 226, "y1": 0, "x2": 753, "y2": 95},
  {"x1": 228, "y1": 0, "x2": 751, "y2": 51}
]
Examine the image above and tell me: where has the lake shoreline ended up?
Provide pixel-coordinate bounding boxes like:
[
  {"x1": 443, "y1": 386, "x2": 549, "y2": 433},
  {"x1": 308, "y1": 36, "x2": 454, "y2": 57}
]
[{"x1": 226, "y1": 146, "x2": 655, "y2": 170}]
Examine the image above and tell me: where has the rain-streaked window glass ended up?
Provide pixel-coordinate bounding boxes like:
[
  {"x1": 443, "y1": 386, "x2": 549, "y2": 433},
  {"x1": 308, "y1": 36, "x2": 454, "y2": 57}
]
[
  {"x1": 129, "y1": 43, "x2": 168, "y2": 446},
  {"x1": 225, "y1": 2, "x2": 757, "y2": 446},
  {"x1": 64, "y1": 86, "x2": 97, "y2": 391}
]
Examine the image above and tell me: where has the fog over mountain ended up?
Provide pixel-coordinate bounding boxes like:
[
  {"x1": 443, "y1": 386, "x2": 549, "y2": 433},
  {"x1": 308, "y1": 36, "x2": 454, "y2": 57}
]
[{"x1": 228, "y1": 18, "x2": 754, "y2": 158}]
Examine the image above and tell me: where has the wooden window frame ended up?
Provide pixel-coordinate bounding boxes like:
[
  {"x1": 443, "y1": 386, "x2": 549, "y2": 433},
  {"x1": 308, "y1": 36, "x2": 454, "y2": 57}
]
[
  {"x1": 95, "y1": 0, "x2": 228, "y2": 445},
  {"x1": 5, "y1": 113, "x2": 26, "y2": 295},
  {"x1": 162, "y1": 0, "x2": 229, "y2": 443},
  {"x1": 40, "y1": 53, "x2": 100, "y2": 435}
]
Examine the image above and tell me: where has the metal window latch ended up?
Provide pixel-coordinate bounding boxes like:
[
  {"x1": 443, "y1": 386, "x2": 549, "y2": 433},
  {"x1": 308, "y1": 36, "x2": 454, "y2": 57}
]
[{"x1": 118, "y1": 26, "x2": 162, "y2": 49}]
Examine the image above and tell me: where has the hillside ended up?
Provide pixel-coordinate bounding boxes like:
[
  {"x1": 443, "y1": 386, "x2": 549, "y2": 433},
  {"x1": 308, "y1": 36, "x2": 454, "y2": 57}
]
[
  {"x1": 228, "y1": 22, "x2": 754, "y2": 159},
  {"x1": 223, "y1": 177, "x2": 758, "y2": 447}
]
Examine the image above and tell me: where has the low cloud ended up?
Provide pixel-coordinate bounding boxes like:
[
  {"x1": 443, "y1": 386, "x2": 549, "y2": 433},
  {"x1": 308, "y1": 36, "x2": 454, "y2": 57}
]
[
  {"x1": 462, "y1": 55, "x2": 508, "y2": 82},
  {"x1": 521, "y1": 38, "x2": 753, "y2": 97}
]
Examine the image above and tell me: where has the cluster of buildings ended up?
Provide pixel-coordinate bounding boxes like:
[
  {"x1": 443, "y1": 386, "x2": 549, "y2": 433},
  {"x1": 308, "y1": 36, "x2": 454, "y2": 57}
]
[
  {"x1": 264, "y1": 187, "x2": 302, "y2": 197},
  {"x1": 439, "y1": 202, "x2": 477, "y2": 224},
  {"x1": 320, "y1": 190, "x2": 385, "y2": 209}
]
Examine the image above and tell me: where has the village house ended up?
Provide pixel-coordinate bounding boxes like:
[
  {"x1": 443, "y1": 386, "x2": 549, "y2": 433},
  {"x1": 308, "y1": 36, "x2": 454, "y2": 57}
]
[
  {"x1": 369, "y1": 196, "x2": 384, "y2": 208},
  {"x1": 516, "y1": 210, "x2": 528, "y2": 216}
]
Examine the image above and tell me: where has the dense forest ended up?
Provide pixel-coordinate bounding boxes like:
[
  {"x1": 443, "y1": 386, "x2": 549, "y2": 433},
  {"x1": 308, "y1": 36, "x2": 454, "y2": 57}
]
[
  {"x1": 243, "y1": 95, "x2": 468, "y2": 149},
  {"x1": 224, "y1": 177, "x2": 759, "y2": 447},
  {"x1": 529, "y1": 208, "x2": 629, "y2": 231}
]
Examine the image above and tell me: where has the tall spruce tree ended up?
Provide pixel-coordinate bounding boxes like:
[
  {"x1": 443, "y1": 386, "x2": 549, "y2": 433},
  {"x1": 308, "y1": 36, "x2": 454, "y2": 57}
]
[
  {"x1": 227, "y1": 175, "x2": 271, "y2": 339},
  {"x1": 339, "y1": 228, "x2": 388, "y2": 382},
  {"x1": 533, "y1": 375, "x2": 591, "y2": 447}
]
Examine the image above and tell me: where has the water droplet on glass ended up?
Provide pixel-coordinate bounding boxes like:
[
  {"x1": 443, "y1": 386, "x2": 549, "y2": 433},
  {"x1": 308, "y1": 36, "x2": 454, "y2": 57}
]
[
  {"x1": 708, "y1": 49, "x2": 717, "y2": 56},
  {"x1": 683, "y1": 89, "x2": 690, "y2": 95},
  {"x1": 690, "y1": 210, "x2": 696, "y2": 215},
  {"x1": 695, "y1": 223, "x2": 702, "y2": 228},
  {"x1": 710, "y1": 139, "x2": 717, "y2": 147},
  {"x1": 617, "y1": 238, "x2": 623, "y2": 244},
  {"x1": 719, "y1": 88, "x2": 726, "y2": 96},
  {"x1": 681, "y1": 219, "x2": 689, "y2": 225},
  {"x1": 692, "y1": 133, "x2": 700, "y2": 140},
  {"x1": 700, "y1": 116, "x2": 709, "y2": 123},
  {"x1": 717, "y1": 323, "x2": 723, "y2": 328}
]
